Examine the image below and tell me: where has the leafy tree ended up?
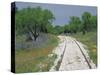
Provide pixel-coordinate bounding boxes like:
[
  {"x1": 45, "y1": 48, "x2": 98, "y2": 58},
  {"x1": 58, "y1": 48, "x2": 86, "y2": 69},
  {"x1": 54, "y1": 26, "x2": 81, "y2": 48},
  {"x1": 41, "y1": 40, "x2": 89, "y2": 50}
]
[
  {"x1": 69, "y1": 16, "x2": 81, "y2": 33},
  {"x1": 46, "y1": 24, "x2": 55, "y2": 34},
  {"x1": 81, "y1": 12, "x2": 92, "y2": 34},
  {"x1": 54, "y1": 25, "x2": 64, "y2": 34},
  {"x1": 63, "y1": 24, "x2": 71, "y2": 33},
  {"x1": 15, "y1": 7, "x2": 55, "y2": 41},
  {"x1": 89, "y1": 16, "x2": 97, "y2": 31}
]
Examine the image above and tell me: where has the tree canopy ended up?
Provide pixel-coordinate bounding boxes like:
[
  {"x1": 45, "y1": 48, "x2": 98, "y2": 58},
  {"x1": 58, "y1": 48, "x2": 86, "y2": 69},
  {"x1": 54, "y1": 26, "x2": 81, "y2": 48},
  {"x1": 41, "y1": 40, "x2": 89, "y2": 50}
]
[
  {"x1": 63, "y1": 12, "x2": 97, "y2": 35},
  {"x1": 15, "y1": 6, "x2": 97, "y2": 38},
  {"x1": 16, "y1": 7, "x2": 55, "y2": 40}
]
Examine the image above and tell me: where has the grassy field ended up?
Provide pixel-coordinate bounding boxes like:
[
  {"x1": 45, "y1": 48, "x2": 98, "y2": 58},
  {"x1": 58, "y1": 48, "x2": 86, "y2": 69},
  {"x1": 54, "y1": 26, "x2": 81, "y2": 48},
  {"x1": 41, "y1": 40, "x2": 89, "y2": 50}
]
[
  {"x1": 72, "y1": 31, "x2": 97, "y2": 65},
  {"x1": 15, "y1": 34, "x2": 59, "y2": 73}
]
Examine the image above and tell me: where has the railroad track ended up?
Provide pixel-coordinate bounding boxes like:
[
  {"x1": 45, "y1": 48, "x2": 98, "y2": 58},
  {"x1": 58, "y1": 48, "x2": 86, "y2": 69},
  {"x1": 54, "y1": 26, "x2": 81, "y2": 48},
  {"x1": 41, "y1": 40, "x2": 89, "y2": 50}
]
[
  {"x1": 56, "y1": 37, "x2": 67, "y2": 71},
  {"x1": 58, "y1": 36, "x2": 94, "y2": 70},
  {"x1": 50, "y1": 36, "x2": 95, "y2": 71},
  {"x1": 74, "y1": 40, "x2": 92, "y2": 69}
]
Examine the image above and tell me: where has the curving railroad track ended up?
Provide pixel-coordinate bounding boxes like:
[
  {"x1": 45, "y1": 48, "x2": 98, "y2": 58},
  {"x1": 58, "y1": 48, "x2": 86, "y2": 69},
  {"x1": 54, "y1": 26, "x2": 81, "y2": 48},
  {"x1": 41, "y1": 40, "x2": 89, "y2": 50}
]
[{"x1": 50, "y1": 36, "x2": 96, "y2": 71}]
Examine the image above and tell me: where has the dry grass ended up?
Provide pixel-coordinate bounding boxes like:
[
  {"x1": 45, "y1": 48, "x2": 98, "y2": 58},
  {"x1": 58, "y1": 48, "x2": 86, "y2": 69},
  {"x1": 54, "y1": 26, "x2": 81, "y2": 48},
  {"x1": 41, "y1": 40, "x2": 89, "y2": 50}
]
[
  {"x1": 15, "y1": 34, "x2": 58, "y2": 73},
  {"x1": 72, "y1": 31, "x2": 97, "y2": 65}
]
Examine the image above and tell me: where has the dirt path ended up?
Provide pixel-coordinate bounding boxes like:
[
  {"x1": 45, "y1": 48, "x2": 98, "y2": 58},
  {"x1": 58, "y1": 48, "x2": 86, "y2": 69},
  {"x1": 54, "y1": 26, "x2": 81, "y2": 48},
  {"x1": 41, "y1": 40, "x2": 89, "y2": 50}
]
[{"x1": 50, "y1": 35, "x2": 96, "y2": 71}]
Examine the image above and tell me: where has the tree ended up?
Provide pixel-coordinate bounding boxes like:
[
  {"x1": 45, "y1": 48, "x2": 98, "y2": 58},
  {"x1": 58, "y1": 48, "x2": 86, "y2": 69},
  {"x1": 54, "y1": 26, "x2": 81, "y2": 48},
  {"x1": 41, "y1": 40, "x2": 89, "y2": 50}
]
[
  {"x1": 15, "y1": 7, "x2": 55, "y2": 41},
  {"x1": 63, "y1": 24, "x2": 71, "y2": 33},
  {"x1": 89, "y1": 16, "x2": 97, "y2": 31},
  {"x1": 81, "y1": 12, "x2": 92, "y2": 34},
  {"x1": 54, "y1": 25, "x2": 64, "y2": 34},
  {"x1": 64, "y1": 12, "x2": 96, "y2": 35},
  {"x1": 69, "y1": 16, "x2": 81, "y2": 33}
]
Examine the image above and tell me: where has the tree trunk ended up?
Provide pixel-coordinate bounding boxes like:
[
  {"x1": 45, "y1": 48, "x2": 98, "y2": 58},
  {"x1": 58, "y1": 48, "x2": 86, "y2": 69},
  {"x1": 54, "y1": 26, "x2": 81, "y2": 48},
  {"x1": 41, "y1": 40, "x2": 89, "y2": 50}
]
[
  {"x1": 27, "y1": 25, "x2": 39, "y2": 41},
  {"x1": 29, "y1": 31, "x2": 34, "y2": 41}
]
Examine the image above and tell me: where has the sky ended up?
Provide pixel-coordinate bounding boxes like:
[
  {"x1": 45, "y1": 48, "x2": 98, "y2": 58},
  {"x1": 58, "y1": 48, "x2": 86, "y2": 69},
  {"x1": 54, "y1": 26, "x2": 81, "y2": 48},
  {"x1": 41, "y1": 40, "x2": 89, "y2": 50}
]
[{"x1": 15, "y1": 2, "x2": 97, "y2": 26}]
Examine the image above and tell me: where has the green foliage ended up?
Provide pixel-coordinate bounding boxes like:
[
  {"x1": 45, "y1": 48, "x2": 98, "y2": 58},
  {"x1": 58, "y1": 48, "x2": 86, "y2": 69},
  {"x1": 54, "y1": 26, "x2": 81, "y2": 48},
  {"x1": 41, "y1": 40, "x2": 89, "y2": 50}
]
[
  {"x1": 63, "y1": 24, "x2": 70, "y2": 33},
  {"x1": 69, "y1": 16, "x2": 81, "y2": 33},
  {"x1": 81, "y1": 12, "x2": 97, "y2": 34},
  {"x1": 16, "y1": 7, "x2": 55, "y2": 40},
  {"x1": 15, "y1": 34, "x2": 58, "y2": 73},
  {"x1": 16, "y1": 7, "x2": 97, "y2": 36},
  {"x1": 89, "y1": 16, "x2": 97, "y2": 30},
  {"x1": 72, "y1": 31, "x2": 97, "y2": 64},
  {"x1": 62, "y1": 12, "x2": 97, "y2": 35},
  {"x1": 53, "y1": 25, "x2": 65, "y2": 34}
]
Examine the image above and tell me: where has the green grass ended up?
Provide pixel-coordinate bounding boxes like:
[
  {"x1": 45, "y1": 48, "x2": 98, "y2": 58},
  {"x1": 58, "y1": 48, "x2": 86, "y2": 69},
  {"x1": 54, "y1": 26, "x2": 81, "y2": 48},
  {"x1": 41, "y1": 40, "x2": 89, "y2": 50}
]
[
  {"x1": 72, "y1": 31, "x2": 97, "y2": 65},
  {"x1": 15, "y1": 34, "x2": 59, "y2": 73}
]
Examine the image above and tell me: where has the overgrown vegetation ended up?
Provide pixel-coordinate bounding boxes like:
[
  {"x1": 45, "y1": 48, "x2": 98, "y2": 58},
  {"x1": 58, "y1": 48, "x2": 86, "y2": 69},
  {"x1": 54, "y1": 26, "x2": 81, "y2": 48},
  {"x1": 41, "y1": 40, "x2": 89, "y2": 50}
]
[
  {"x1": 15, "y1": 34, "x2": 58, "y2": 73},
  {"x1": 52, "y1": 12, "x2": 97, "y2": 66},
  {"x1": 54, "y1": 12, "x2": 97, "y2": 35},
  {"x1": 12, "y1": 3, "x2": 97, "y2": 72},
  {"x1": 15, "y1": 6, "x2": 55, "y2": 41},
  {"x1": 72, "y1": 31, "x2": 97, "y2": 65},
  {"x1": 12, "y1": 5, "x2": 59, "y2": 72}
]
